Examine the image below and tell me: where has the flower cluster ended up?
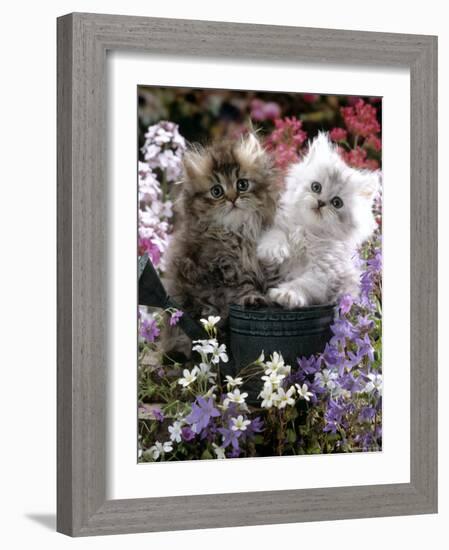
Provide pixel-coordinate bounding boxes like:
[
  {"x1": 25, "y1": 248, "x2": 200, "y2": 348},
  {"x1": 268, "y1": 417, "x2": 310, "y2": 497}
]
[
  {"x1": 328, "y1": 98, "x2": 381, "y2": 170},
  {"x1": 139, "y1": 233, "x2": 382, "y2": 458},
  {"x1": 250, "y1": 98, "x2": 282, "y2": 122},
  {"x1": 141, "y1": 120, "x2": 186, "y2": 182},
  {"x1": 265, "y1": 117, "x2": 308, "y2": 170},
  {"x1": 138, "y1": 122, "x2": 186, "y2": 269}
]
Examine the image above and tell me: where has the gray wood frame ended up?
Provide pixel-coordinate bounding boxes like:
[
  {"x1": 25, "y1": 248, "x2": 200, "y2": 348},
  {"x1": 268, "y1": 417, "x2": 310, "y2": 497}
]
[{"x1": 57, "y1": 12, "x2": 438, "y2": 536}]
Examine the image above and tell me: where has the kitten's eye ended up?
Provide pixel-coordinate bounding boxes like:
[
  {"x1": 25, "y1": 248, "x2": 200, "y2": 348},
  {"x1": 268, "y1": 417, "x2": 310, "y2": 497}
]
[
  {"x1": 210, "y1": 184, "x2": 224, "y2": 199},
  {"x1": 236, "y1": 178, "x2": 250, "y2": 192},
  {"x1": 311, "y1": 181, "x2": 322, "y2": 193},
  {"x1": 331, "y1": 196, "x2": 344, "y2": 209}
]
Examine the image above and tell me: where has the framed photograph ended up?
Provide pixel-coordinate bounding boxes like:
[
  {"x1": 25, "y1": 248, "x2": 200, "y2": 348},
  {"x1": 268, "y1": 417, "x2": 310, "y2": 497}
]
[{"x1": 57, "y1": 13, "x2": 437, "y2": 536}]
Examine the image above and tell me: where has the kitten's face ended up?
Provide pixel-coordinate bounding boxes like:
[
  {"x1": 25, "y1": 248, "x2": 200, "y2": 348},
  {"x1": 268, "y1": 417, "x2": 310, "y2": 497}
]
[
  {"x1": 181, "y1": 133, "x2": 278, "y2": 234},
  {"x1": 286, "y1": 133, "x2": 380, "y2": 244}
]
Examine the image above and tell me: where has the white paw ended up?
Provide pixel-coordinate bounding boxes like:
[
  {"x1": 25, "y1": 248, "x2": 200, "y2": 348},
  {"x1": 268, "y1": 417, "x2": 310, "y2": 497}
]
[
  {"x1": 257, "y1": 241, "x2": 290, "y2": 265},
  {"x1": 268, "y1": 286, "x2": 307, "y2": 308}
]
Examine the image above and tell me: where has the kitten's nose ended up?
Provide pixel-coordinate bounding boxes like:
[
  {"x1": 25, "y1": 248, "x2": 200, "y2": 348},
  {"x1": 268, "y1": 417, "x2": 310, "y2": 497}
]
[{"x1": 317, "y1": 199, "x2": 326, "y2": 208}]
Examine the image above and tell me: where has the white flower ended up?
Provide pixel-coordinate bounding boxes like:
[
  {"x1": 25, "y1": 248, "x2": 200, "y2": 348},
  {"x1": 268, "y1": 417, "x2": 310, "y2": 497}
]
[
  {"x1": 255, "y1": 351, "x2": 265, "y2": 365},
  {"x1": 178, "y1": 366, "x2": 199, "y2": 388},
  {"x1": 212, "y1": 443, "x2": 226, "y2": 459},
  {"x1": 210, "y1": 342, "x2": 229, "y2": 364},
  {"x1": 264, "y1": 351, "x2": 291, "y2": 376},
  {"x1": 204, "y1": 385, "x2": 217, "y2": 398},
  {"x1": 192, "y1": 338, "x2": 218, "y2": 355},
  {"x1": 200, "y1": 316, "x2": 221, "y2": 330},
  {"x1": 198, "y1": 362, "x2": 211, "y2": 375},
  {"x1": 225, "y1": 388, "x2": 248, "y2": 405},
  {"x1": 275, "y1": 386, "x2": 296, "y2": 409},
  {"x1": 147, "y1": 441, "x2": 173, "y2": 460},
  {"x1": 223, "y1": 388, "x2": 249, "y2": 409},
  {"x1": 315, "y1": 368, "x2": 338, "y2": 390},
  {"x1": 225, "y1": 375, "x2": 243, "y2": 390},
  {"x1": 365, "y1": 373, "x2": 383, "y2": 395},
  {"x1": 331, "y1": 385, "x2": 351, "y2": 400},
  {"x1": 197, "y1": 362, "x2": 217, "y2": 384},
  {"x1": 295, "y1": 383, "x2": 314, "y2": 401},
  {"x1": 259, "y1": 385, "x2": 277, "y2": 409},
  {"x1": 231, "y1": 415, "x2": 251, "y2": 432},
  {"x1": 168, "y1": 421, "x2": 183, "y2": 443},
  {"x1": 261, "y1": 371, "x2": 285, "y2": 389}
]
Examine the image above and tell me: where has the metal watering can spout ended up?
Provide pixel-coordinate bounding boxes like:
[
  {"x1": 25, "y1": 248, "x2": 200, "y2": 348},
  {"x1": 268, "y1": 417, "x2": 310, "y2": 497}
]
[{"x1": 138, "y1": 254, "x2": 207, "y2": 341}]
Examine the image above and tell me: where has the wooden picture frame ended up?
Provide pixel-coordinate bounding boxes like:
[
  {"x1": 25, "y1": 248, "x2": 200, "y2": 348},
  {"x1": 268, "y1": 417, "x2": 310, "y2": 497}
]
[{"x1": 57, "y1": 12, "x2": 438, "y2": 536}]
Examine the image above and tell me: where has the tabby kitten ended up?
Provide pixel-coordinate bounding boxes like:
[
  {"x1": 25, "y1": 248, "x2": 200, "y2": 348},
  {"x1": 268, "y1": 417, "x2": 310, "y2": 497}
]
[{"x1": 163, "y1": 132, "x2": 279, "y2": 355}]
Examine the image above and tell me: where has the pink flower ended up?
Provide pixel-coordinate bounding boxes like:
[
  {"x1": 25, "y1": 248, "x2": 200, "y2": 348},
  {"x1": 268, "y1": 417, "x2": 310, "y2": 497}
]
[
  {"x1": 265, "y1": 117, "x2": 307, "y2": 170},
  {"x1": 329, "y1": 127, "x2": 348, "y2": 142},
  {"x1": 169, "y1": 309, "x2": 184, "y2": 326},
  {"x1": 302, "y1": 93, "x2": 320, "y2": 103},
  {"x1": 263, "y1": 101, "x2": 282, "y2": 120},
  {"x1": 250, "y1": 99, "x2": 281, "y2": 121},
  {"x1": 339, "y1": 294, "x2": 354, "y2": 315},
  {"x1": 364, "y1": 135, "x2": 382, "y2": 152},
  {"x1": 341, "y1": 99, "x2": 380, "y2": 138},
  {"x1": 140, "y1": 318, "x2": 160, "y2": 342},
  {"x1": 339, "y1": 146, "x2": 379, "y2": 170},
  {"x1": 138, "y1": 237, "x2": 161, "y2": 266}
]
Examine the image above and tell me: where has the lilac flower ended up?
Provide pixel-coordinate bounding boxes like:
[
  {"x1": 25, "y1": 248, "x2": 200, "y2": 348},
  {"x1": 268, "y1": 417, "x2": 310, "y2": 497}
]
[
  {"x1": 297, "y1": 355, "x2": 322, "y2": 375},
  {"x1": 367, "y1": 249, "x2": 382, "y2": 272},
  {"x1": 227, "y1": 446, "x2": 241, "y2": 458},
  {"x1": 141, "y1": 121, "x2": 186, "y2": 182},
  {"x1": 181, "y1": 426, "x2": 195, "y2": 442},
  {"x1": 324, "y1": 400, "x2": 346, "y2": 433},
  {"x1": 359, "y1": 406, "x2": 376, "y2": 422},
  {"x1": 248, "y1": 417, "x2": 264, "y2": 434},
  {"x1": 340, "y1": 371, "x2": 364, "y2": 393},
  {"x1": 185, "y1": 397, "x2": 220, "y2": 434},
  {"x1": 322, "y1": 343, "x2": 344, "y2": 368},
  {"x1": 140, "y1": 318, "x2": 160, "y2": 342},
  {"x1": 169, "y1": 309, "x2": 183, "y2": 326},
  {"x1": 330, "y1": 318, "x2": 357, "y2": 347},
  {"x1": 357, "y1": 315, "x2": 374, "y2": 332},
  {"x1": 339, "y1": 293, "x2": 354, "y2": 314},
  {"x1": 360, "y1": 270, "x2": 375, "y2": 305},
  {"x1": 153, "y1": 408, "x2": 164, "y2": 422},
  {"x1": 356, "y1": 334, "x2": 375, "y2": 363},
  {"x1": 218, "y1": 425, "x2": 242, "y2": 451}
]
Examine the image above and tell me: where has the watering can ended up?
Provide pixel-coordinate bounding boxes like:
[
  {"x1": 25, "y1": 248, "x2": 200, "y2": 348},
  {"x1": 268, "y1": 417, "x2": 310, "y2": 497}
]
[{"x1": 139, "y1": 254, "x2": 335, "y2": 400}]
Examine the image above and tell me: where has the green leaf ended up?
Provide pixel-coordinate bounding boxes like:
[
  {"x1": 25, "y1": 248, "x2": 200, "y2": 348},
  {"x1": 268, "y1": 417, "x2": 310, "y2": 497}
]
[
  {"x1": 287, "y1": 428, "x2": 297, "y2": 444},
  {"x1": 201, "y1": 449, "x2": 213, "y2": 460}
]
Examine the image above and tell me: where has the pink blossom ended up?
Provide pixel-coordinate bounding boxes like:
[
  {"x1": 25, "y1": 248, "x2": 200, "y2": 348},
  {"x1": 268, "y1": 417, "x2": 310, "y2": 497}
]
[
  {"x1": 341, "y1": 99, "x2": 380, "y2": 138},
  {"x1": 339, "y1": 294, "x2": 354, "y2": 315},
  {"x1": 329, "y1": 127, "x2": 348, "y2": 142},
  {"x1": 339, "y1": 146, "x2": 379, "y2": 170},
  {"x1": 302, "y1": 93, "x2": 320, "y2": 103},
  {"x1": 169, "y1": 309, "x2": 184, "y2": 326},
  {"x1": 265, "y1": 117, "x2": 307, "y2": 170},
  {"x1": 140, "y1": 318, "x2": 160, "y2": 342},
  {"x1": 364, "y1": 135, "x2": 382, "y2": 152},
  {"x1": 138, "y1": 237, "x2": 161, "y2": 266},
  {"x1": 250, "y1": 99, "x2": 281, "y2": 121}
]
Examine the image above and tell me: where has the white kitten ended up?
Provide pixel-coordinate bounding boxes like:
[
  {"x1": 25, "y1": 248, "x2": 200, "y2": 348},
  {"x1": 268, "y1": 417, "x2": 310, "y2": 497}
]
[{"x1": 258, "y1": 132, "x2": 380, "y2": 308}]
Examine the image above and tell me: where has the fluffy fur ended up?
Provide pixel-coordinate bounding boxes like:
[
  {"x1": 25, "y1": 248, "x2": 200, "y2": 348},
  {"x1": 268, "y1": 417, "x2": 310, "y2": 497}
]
[
  {"x1": 257, "y1": 132, "x2": 380, "y2": 308},
  {"x1": 163, "y1": 133, "x2": 279, "y2": 355}
]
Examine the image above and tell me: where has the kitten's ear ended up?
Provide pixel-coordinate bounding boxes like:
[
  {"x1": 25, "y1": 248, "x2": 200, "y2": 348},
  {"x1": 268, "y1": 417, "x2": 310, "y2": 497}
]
[
  {"x1": 235, "y1": 132, "x2": 265, "y2": 166},
  {"x1": 183, "y1": 146, "x2": 212, "y2": 182},
  {"x1": 357, "y1": 170, "x2": 381, "y2": 201}
]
